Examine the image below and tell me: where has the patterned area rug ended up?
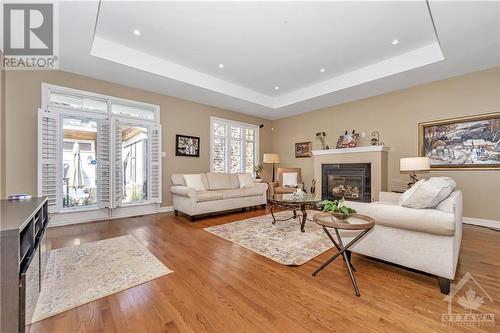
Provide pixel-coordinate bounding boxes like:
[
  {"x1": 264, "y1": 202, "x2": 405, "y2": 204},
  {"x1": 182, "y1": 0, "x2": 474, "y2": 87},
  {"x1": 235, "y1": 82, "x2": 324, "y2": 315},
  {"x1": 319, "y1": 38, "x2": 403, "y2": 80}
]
[
  {"x1": 31, "y1": 235, "x2": 172, "y2": 323},
  {"x1": 205, "y1": 211, "x2": 333, "y2": 265}
]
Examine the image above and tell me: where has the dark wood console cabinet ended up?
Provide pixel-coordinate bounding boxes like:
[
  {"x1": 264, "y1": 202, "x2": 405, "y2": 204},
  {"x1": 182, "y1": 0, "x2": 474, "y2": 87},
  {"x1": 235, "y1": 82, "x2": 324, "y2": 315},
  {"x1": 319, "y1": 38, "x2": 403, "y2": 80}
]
[{"x1": 1, "y1": 197, "x2": 49, "y2": 333}]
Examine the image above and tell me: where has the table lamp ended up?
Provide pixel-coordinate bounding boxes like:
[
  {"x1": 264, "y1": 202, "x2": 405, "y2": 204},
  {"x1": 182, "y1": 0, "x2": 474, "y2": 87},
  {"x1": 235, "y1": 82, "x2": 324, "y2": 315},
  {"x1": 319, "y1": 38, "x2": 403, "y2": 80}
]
[
  {"x1": 400, "y1": 157, "x2": 430, "y2": 188},
  {"x1": 263, "y1": 153, "x2": 280, "y2": 182}
]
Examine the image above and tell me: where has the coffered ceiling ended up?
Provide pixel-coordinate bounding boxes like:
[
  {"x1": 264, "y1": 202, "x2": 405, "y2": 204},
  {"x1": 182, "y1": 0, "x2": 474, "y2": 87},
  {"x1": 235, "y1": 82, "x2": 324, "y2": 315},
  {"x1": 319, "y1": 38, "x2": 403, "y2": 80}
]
[{"x1": 58, "y1": 1, "x2": 499, "y2": 119}]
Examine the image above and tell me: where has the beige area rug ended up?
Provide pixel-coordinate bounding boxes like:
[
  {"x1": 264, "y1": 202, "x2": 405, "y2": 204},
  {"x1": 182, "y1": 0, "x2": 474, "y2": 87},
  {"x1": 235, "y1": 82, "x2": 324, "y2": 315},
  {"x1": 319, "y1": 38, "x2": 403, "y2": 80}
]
[
  {"x1": 31, "y1": 235, "x2": 172, "y2": 323},
  {"x1": 205, "y1": 211, "x2": 334, "y2": 266}
]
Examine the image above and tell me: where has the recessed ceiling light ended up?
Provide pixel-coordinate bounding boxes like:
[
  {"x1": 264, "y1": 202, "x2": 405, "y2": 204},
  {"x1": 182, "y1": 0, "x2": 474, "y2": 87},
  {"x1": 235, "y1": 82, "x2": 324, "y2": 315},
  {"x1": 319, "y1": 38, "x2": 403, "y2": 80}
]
[
  {"x1": 274, "y1": 86, "x2": 280, "y2": 90},
  {"x1": 133, "y1": 29, "x2": 141, "y2": 36},
  {"x1": 392, "y1": 39, "x2": 399, "y2": 45},
  {"x1": 218, "y1": 63, "x2": 224, "y2": 68},
  {"x1": 320, "y1": 68, "x2": 326, "y2": 72}
]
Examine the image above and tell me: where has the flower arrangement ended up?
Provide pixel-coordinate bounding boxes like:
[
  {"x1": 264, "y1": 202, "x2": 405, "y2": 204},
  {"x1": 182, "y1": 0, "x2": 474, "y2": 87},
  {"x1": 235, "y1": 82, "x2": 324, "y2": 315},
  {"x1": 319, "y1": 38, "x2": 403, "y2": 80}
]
[
  {"x1": 316, "y1": 198, "x2": 356, "y2": 219},
  {"x1": 254, "y1": 163, "x2": 264, "y2": 179}
]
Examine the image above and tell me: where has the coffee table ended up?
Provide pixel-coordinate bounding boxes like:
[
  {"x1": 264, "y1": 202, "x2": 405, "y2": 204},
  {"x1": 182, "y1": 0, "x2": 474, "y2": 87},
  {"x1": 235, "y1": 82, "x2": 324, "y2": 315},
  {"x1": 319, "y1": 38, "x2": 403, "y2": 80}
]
[
  {"x1": 312, "y1": 212, "x2": 375, "y2": 297},
  {"x1": 267, "y1": 193, "x2": 321, "y2": 232}
]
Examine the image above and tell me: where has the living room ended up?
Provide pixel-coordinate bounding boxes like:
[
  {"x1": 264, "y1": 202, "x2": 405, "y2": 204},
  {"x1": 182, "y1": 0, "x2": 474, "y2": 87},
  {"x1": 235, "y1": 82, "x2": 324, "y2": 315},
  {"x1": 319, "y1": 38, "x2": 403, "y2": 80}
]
[{"x1": 1, "y1": 1, "x2": 499, "y2": 332}]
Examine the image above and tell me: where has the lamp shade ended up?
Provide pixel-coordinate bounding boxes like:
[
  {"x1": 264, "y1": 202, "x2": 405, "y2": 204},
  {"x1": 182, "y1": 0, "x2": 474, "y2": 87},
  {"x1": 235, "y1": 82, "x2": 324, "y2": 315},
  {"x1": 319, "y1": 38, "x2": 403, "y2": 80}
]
[
  {"x1": 263, "y1": 153, "x2": 280, "y2": 164},
  {"x1": 400, "y1": 157, "x2": 430, "y2": 172}
]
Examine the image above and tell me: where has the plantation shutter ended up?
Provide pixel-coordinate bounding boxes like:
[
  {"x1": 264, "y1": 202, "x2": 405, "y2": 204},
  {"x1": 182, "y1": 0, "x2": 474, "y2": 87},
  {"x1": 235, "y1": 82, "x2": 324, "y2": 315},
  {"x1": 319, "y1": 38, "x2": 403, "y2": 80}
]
[
  {"x1": 150, "y1": 124, "x2": 162, "y2": 204},
  {"x1": 97, "y1": 118, "x2": 111, "y2": 208},
  {"x1": 112, "y1": 118, "x2": 123, "y2": 208},
  {"x1": 37, "y1": 108, "x2": 61, "y2": 212}
]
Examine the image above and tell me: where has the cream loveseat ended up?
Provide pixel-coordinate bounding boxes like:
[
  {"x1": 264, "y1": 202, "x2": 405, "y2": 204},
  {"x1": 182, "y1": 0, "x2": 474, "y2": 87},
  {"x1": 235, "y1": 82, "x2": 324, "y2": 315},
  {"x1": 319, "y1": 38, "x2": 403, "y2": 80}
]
[
  {"x1": 344, "y1": 190, "x2": 463, "y2": 294},
  {"x1": 170, "y1": 173, "x2": 268, "y2": 220}
]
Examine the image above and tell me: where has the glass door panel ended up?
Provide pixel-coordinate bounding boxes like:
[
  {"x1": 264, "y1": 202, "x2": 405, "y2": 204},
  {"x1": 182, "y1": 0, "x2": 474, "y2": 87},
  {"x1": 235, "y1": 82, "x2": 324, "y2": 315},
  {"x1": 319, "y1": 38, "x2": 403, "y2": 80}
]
[{"x1": 62, "y1": 116, "x2": 98, "y2": 208}]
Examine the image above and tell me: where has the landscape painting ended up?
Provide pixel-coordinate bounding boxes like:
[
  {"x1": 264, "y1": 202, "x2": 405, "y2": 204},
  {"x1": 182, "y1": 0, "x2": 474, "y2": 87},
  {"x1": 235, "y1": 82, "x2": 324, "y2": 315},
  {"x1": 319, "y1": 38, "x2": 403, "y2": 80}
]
[{"x1": 419, "y1": 113, "x2": 500, "y2": 169}]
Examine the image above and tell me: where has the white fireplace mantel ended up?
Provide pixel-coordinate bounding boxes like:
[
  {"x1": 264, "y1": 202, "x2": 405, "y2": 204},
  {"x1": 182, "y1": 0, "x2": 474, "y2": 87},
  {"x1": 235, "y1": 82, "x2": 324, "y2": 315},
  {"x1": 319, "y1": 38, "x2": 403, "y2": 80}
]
[{"x1": 312, "y1": 145, "x2": 391, "y2": 156}]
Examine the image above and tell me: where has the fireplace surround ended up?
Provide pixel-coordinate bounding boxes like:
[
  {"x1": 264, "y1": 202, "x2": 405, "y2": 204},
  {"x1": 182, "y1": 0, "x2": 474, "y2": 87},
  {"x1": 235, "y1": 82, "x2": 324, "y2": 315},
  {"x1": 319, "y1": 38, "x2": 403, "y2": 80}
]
[
  {"x1": 312, "y1": 146, "x2": 390, "y2": 202},
  {"x1": 322, "y1": 163, "x2": 371, "y2": 202}
]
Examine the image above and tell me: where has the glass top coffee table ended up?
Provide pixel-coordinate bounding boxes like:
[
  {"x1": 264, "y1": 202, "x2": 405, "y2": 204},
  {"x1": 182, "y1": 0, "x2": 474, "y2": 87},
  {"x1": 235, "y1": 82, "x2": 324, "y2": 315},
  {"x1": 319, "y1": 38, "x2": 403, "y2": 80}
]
[{"x1": 267, "y1": 193, "x2": 321, "y2": 232}]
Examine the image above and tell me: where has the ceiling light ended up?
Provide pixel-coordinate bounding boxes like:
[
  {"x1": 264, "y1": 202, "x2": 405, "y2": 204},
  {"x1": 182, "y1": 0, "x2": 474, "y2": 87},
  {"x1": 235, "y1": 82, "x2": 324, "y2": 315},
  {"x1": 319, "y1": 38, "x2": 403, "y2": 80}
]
[
  {"x1": 218, "y1": 63, "x2": 224, "y2": 68},
  {"x1": 274, "y1": 86, "x2": 280, "y2": 90},
  {"x1": 392, "y1": 39, "x2": 399, "y2": 45},
  {"x1": 133, "y1": 29, "x2": 141, "y2": 36},
  {"x1": 320, "y1": 68, "x2": 326, "y2": 72}
]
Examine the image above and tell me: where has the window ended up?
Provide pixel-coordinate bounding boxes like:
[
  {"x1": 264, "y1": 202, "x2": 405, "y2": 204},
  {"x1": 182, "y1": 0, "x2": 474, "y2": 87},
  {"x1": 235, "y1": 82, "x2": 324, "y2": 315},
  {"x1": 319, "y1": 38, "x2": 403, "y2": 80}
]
[
  {"x1": 38, "y1": 84, "x2": 161, "y2": 213},
  {"x1": 210, "y1": 117, "x2": 259, "y2": 174}
]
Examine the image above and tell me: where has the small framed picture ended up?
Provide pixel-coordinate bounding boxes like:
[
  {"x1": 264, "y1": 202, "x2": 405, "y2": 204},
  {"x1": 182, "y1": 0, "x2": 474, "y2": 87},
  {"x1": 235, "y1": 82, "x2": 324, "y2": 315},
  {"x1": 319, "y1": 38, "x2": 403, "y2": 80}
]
[
  {"x1": 175, "y1": 135, "x2": 200, "y2": 157},
  {"x1": 336, "y1": 132, "x2": 359, "y2": 149},
  {"x1": 295, "y1": 141, "x2": 312, "y2": 158}
]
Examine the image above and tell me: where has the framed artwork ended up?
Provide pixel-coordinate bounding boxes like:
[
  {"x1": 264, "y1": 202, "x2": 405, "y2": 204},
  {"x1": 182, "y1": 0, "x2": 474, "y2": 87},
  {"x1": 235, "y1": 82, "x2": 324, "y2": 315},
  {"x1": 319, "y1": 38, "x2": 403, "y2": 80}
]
[
  {"x1": 336, "y1": 132, "x2": 359, "y2": 149},
  {"x1": 295, "y1": 141, "x2": 312, "y2": 158},
  {"x1": 418, "y1": 112, "x2": 500, "y2": 170},
  {"x1": 175, "y1": 135, "x2": 200, "y2": 157}
]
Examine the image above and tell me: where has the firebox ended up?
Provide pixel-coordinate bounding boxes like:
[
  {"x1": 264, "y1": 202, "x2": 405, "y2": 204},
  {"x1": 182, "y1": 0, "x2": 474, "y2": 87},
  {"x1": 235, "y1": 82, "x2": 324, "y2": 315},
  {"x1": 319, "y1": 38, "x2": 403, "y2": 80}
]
[{"x1": 321, "y1": 163, "x2": 371, "y2": 202}]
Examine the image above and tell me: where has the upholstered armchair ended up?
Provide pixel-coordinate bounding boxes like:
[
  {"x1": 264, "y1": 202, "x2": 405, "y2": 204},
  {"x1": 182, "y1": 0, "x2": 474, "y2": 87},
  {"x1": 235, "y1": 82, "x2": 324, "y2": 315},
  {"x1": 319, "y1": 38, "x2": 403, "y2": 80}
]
[{"x1": 269, "y1": 168, "x2": 305, "y2": 195}]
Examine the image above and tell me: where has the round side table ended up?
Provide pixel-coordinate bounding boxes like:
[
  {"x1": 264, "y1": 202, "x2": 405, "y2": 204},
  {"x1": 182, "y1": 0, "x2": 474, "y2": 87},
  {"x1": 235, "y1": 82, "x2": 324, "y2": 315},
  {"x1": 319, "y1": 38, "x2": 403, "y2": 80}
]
[{"x1": 312, "y1": 212, "x2": 375, "y2": 297}]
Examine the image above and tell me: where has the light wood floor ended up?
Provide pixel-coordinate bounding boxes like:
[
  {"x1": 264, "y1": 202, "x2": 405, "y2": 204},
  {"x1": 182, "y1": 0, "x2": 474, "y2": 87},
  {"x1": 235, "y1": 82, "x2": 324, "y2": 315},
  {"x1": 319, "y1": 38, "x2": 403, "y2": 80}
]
[{"x1": 30, "y1": 208, "x2": 500, "y2": 333}]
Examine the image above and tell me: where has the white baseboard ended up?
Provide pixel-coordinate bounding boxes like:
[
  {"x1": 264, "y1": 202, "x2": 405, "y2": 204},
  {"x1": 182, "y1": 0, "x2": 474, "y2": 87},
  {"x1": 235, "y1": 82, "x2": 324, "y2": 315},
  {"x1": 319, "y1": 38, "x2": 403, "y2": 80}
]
[
  {"x1": 463, "y1": 217, "x2": 500, "y2": 230},
  {"x1": 157, "y1": 206, "x2": 174, "y2": 213},
  {"x1": 49, "y1": 205, "x2": 175, "y2": 227}
]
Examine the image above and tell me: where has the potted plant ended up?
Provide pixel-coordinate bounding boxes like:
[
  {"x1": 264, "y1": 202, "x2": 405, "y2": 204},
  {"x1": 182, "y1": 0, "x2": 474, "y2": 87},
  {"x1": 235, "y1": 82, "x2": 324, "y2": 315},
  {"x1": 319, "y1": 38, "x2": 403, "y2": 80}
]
[
  {"x1": 254, "y1": 163, "x2": 264, "y2": 179},
  {"x1": 316, "y1": 198, "x2": 356, "y2": 220}
]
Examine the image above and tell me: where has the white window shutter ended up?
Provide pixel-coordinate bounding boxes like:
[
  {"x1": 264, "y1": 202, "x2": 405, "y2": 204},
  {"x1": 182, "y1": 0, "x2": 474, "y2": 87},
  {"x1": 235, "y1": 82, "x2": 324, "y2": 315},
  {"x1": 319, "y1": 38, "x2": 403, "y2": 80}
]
[
  {"x1": 97, "y1": 118, "x2": 111, "y2": 208},
  {"x1": 112, "y1": 118, "x2": 123, "y2": 207},
  {"x1": 37, "y1": 108, "x2": 61, "y2": 212},
  {"x1": 150, "y1": 124, "x2": 162, "y2": 204}
]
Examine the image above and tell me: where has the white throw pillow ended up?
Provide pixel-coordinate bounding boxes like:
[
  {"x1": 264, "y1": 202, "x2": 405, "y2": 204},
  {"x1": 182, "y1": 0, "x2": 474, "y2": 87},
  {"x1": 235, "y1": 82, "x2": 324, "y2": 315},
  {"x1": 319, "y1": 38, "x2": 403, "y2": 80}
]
[
  {"x1": 399, "y1": 177, "x2": 457, "y2": 209},
  {"x1": 282, "y1": 172, "x2": 298, "y2": 187},
  {"x1": 183, "y1": 174, "x2": 206, "y2": 191},
  {"x1": 237, "y1": 173, "x2": 255, "y2": 188}
]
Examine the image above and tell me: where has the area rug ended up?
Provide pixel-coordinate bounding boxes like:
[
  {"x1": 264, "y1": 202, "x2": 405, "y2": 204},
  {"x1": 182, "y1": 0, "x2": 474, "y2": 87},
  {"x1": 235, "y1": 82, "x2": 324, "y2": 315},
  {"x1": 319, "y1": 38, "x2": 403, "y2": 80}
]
[
  {"x1": 205, "y1": 211, "x2": 333, "y2": 265},
  {"x1": 31, "y1": 235, "x2": 172, "y2": 323}
]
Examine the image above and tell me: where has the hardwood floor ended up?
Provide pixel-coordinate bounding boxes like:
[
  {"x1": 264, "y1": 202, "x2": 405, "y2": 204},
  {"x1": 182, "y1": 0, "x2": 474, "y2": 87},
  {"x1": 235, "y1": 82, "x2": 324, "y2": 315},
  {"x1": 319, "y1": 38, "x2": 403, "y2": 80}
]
[{"x1": 30, "y1": 209, "x2": 499, "y2": 333}]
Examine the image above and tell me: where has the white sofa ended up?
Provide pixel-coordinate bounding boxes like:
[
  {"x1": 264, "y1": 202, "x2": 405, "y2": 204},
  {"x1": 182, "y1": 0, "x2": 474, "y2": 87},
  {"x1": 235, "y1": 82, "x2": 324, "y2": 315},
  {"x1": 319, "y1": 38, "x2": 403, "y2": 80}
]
[
  {"x1": 170, "y1": 173, "x2": 268, "y2": 220},
  {"x1": 342, "y1": 190, "x2": 463, "y2": 294}
]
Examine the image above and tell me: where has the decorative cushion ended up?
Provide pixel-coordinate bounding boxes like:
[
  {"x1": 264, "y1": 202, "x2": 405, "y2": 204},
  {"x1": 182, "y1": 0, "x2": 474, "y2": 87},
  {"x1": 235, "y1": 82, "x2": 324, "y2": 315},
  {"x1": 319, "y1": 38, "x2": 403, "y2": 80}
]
[
  {"x1": 282, "y1": 172, "x2": 298, "y2": 187},
  {"x1": 171, "y1": 174, "x2": 186, "y2": 186},
  {"x1": 206, "y1": 173, "x2": 233, "y2": 190},
  {"x1": 183, "y1": 174, "x2": 207, "y2": 191},
  {"x1": 237, "y1": 173, "x2": 255, "y2": 188},
  {"x1": 399, "y1": 177, "x2": 457, "y2": 209}
]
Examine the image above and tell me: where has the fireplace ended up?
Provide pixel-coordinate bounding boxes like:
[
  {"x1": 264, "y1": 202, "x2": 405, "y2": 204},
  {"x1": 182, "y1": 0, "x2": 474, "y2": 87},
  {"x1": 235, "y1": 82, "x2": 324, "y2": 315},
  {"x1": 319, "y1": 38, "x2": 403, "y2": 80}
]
[{"x1": 322, "y1": 163, "x2": 371, "y2": 202}]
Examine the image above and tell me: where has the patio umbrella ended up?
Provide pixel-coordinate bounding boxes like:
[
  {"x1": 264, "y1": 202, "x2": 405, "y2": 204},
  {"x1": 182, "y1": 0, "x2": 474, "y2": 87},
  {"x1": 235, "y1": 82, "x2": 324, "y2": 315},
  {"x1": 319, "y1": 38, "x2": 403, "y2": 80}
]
[{"x1": 68, "y1": 142, "x2": 84, "y2": 188}]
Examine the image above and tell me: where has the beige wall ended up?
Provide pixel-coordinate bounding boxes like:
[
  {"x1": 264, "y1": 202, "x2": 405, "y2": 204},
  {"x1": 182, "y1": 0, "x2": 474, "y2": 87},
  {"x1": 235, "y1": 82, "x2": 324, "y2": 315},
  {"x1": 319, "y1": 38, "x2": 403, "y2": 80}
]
[
  {"x1": 3, "y1": 70, "x2": 273, "y2": 205},
  {"x1": 271, "y1": 67, "x2": 500, "y2": 221},
  {"x1": 0, "y1": 52, "x2": 5, "y2": 199}
]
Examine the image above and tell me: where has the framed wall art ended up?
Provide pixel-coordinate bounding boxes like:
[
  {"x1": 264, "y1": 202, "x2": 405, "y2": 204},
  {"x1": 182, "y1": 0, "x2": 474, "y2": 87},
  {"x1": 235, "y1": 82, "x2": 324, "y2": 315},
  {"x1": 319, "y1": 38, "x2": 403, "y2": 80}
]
[
  {"x1": 418, "y1": 112, "x2": 500, "y2": 170},
  {"x1": 295, "y1": 141, "x2": 312, "y2": 158},
  {"x1": 175, "y1": 134, "x2": 200, "y2": 157}
]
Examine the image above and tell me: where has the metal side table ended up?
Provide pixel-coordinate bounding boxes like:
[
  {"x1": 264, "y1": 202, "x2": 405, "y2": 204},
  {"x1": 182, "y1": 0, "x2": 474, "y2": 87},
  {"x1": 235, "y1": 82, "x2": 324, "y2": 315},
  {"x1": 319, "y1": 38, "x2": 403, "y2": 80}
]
[{"x1": 312, "y1": 212, "x2": 375, "y2": 297}]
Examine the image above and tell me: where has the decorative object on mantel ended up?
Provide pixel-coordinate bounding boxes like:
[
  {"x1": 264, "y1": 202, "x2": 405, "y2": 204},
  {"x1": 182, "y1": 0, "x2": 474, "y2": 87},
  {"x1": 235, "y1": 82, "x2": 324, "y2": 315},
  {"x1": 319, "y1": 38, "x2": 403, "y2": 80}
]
[
  {"x1": 370, "y1": 131, "x2": 385, "y2": 146},
  {"x1": 336, "y1": 130, "x2": 360, "y2": 148},
  {"x1": 254, "y1": 163, "x2": 263, "y2": 179},
  {"x1": 175, "y1": 134, "x2": 200, "y2": 157},
  {"x1": 310, "y1": 179, "x2": 316, "y2": 195},
  {"x1": 400, "y1": 157, "x2": 430, "y2": 188},
  {"x1": 315, "y1": 132, "x2": 329, "y2": 150},
  {"x1": 419, "y1": 112, "x2": 500, "y2": 170},
  {"x1": 263, "y1": 153, "x2": 280, "y2": 182},
  {"x1": 295, "y1": 141, "x2": 312, "y2": 158}
]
